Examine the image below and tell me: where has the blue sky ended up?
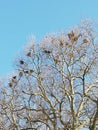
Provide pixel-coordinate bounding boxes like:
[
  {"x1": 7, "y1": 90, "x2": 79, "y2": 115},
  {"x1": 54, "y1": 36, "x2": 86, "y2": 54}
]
[{"x1": 0, "y1": 0, "x2": 98, "y2": 76}]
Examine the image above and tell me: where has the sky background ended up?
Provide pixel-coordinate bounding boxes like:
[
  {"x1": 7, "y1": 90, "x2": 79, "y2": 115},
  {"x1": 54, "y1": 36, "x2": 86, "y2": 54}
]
[
  {"x1": 0, "y1": 1, "x2": 98, "y2": 129},
  {"x1": 0, "y1": 0, "x2": 98, "y2": 77}
]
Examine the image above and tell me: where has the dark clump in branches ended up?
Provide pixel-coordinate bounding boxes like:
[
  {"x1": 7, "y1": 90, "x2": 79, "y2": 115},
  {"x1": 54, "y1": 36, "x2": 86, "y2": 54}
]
[
  {"x1": 20, "y1": 60, "x2": 24, "y2": 65},
  {"x1": 43, "y1": 50, "x2": 51, "y2": 54}
]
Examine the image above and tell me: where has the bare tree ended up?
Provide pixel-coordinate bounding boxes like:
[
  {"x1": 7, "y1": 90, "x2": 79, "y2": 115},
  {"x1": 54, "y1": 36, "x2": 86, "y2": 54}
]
[{"x1": 0, "y1": 21, "x2": 98, "y2": 130}]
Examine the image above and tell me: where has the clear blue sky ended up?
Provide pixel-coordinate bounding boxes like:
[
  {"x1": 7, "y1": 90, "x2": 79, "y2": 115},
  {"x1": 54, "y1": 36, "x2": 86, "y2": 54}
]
[{"x1": 0, "y1": 0, "x2": 98, "y2": 76}]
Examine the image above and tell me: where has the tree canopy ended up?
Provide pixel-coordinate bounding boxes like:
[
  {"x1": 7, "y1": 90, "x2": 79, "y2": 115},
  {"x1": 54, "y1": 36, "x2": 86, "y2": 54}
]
[{"x1": 0, "y1": 21, "x2": 98, "y2": 130}]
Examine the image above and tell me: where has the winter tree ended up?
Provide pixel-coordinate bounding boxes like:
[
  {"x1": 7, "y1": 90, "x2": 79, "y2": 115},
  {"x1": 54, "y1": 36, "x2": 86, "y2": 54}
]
[{"x1": 0, "y1": 21, "x2": 98, "y2": 130}]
